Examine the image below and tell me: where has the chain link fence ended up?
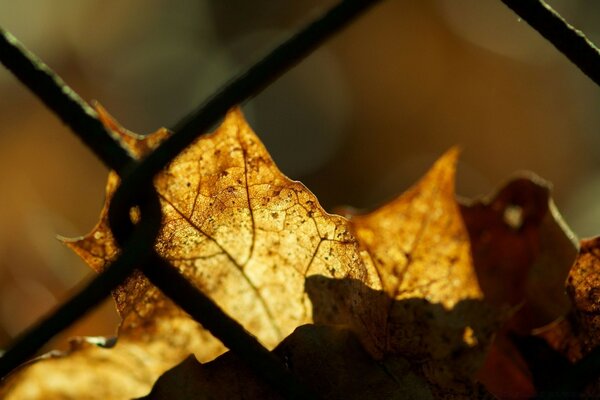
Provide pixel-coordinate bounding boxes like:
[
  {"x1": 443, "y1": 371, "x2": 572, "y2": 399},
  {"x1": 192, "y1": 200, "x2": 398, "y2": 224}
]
[{"x1": 0, "y1": 1, "x2": 599, "y2": 398}]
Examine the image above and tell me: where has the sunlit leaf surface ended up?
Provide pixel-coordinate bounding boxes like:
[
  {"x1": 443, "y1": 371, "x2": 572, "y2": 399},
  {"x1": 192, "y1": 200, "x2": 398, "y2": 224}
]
[{"x1": 1, "y1": 108, "x2": 501, "y2": 399}]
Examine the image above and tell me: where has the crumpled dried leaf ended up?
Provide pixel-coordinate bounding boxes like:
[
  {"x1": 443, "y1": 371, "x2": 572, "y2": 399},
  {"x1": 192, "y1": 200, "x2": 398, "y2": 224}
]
[
  {"x1": 460, "y1": 176, "x2": 577, "y2": 331},
  {"x1": 458, "y1": 176, "x2": 578, "y2": 398},
  {"x1": 0, "y1": 107, "x2": 498, "y2": 399},
  {"x1": 537, "y1": 237, "x2": 600, "y2": 362}
]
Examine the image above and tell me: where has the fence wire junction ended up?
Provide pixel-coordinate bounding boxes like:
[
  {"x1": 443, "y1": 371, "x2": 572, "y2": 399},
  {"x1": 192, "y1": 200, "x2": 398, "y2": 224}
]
[{"x1": 0, "y1": 1, "x2": 599, "y2": 398}]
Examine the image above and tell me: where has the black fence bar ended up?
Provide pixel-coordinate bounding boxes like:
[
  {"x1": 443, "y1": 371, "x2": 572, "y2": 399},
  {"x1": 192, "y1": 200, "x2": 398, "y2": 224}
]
[
  {"x1": 143, "y1": 254, "x2": 320, "y2": 399},
  {"x1": 1, "y1": 0, "x2": 599, "y2": 397},
  {"x1": 0, "y1": 187, "x2": 162, "y2": 378},
  {"x1": 114, "y1": 0, "x2": 383, "y2": 197},
  {"x1": 502, "y1": 0, "x2": 600, "y2": 393},
  {"x1": 501, "y1": 0, "x2": 600, "y2": 87},
  {"x1": 0, "y1": 29, "x2": 132, "y2": 173},
  {"x1": 0, "y1": 1, "x2": 381, "y2": 397}
]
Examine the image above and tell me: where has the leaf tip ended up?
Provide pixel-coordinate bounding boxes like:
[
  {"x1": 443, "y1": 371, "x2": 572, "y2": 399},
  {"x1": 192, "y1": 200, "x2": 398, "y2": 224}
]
[
  {"x1": 418, "y1": 146, "x2": 461, "y2": 195},
  {"x1": 437, "y1": 146, "x2": 461, "y2": 171},
  {"x1": 93, "y1": 101, "x2": 136, "y2": 139},
  {"x1": 222, "y1": 106, "x2": 251, "y2": 133}
]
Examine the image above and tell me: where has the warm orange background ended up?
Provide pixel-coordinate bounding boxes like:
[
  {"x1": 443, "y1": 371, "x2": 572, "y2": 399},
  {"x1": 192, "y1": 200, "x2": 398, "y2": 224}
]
[{"x1": 0, "y1": 0, "x2": 599, "y2": 354}]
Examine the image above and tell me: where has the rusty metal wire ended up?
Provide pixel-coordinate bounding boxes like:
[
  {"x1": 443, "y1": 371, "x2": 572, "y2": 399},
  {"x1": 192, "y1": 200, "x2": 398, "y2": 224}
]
[{"x1": 1, "y1": 0, "x2": 600, "y2": 398}]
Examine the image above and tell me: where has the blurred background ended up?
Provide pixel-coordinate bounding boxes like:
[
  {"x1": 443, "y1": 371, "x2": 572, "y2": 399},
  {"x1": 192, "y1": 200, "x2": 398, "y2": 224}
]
[{"x1": 0, "y1": 0, "x2": 599, "y2": 351}]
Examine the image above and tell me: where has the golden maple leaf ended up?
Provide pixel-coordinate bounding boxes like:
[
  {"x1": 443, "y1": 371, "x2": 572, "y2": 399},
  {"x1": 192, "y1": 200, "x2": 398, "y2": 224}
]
[{"x1": 0, "y1": 107, "x2": 496, "y2": 399}]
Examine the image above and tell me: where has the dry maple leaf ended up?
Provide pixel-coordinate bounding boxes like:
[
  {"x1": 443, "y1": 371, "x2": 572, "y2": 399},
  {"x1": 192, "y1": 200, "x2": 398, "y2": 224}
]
[
  {"x1": 0, "y1": 107, "x2": 497, "y2": 399},
  {"x1": 460, "y1": 177, "x2": 577, "y2": 331},
  {"x1": 314, "y1": 148, "x2": 499, "y2": 396},
  {"x1": 458, "y1": 177, "x2": 578, "y2": 398}
]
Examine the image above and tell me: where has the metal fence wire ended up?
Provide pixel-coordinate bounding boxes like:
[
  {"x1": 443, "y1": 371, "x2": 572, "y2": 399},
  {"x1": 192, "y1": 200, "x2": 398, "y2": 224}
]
[{"x1": 0, "y1": 0, "x2": 599, "y2": 398}]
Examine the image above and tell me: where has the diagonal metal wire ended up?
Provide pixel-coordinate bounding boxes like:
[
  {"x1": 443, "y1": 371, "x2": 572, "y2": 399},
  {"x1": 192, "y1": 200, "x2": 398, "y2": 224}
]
[
  {"x1": 142, "y1": 253, "x2": 320, "y2": 399},
  {"x1": 1, "y1": 0, "x2": 599, "y2": 397},
  {"x1": 501, "y1": 0, "x2": 600, "y2": 87},
  {"x1": 501, "y1": 0, "x2": 600, "y2": 394},
  {"x1": 0, "y1": 0, "x2": 382, "y2": 397},
  {"x1": 0, "y1": 29, "x2": 132, "y2": 173},
  {"x1": 0, "y1": 187, "x2": 162, "y2": 378},
  {"x1": 112, "y1": 0, "x2": 385, "y2": 213}
]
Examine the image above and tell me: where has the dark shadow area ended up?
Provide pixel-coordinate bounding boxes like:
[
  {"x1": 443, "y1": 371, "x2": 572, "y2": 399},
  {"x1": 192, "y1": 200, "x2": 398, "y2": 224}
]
[
  {"x1": 306, "y1": 275, "x2": 499, "y2": 400},
  {"x1": 510, "y1": 333, "x2": 571, "y2": 395},
  {"x1": 139, "y1": 324, "x2": 434, "y2": 400},
  {"x1": 141, "y1": 276, "x2": 497, "y2": 399},
  {"x1": 305, "y1": 275, "x2": 498, "y2": 363}
]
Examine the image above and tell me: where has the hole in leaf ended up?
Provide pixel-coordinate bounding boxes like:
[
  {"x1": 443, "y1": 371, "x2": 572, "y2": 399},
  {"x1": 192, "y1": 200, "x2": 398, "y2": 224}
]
[
  {"x1": 503, "y1": 204, "x2": 523, "y2": 230},
  {"x1": 129, "y1": 206, "x2": 141, "y2": 225}
]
